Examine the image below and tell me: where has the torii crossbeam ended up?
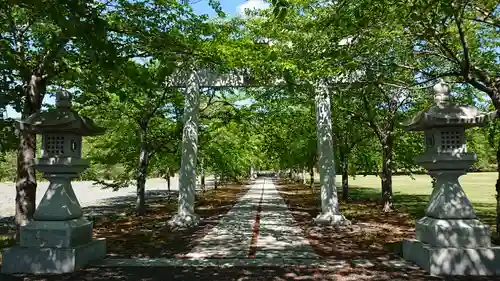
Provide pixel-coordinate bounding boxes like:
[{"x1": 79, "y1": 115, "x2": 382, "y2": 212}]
[{"x1": 167, "y1": 68, "x2": 350, "y2": 228}]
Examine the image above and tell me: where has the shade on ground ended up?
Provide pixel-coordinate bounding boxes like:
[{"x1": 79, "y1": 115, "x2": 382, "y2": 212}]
[{"x1": 185, "y1": 177, "x2": 319, "y2": 259}]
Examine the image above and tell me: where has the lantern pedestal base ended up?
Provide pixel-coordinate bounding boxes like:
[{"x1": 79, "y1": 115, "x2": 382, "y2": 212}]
[
  {"x1": 415, "y1": 217, "x2": 491, "y2": 248},
  {"x1": 403, "y1": 239, "x2": 500, "y2": 276},
  {"x1": 1, "y1": 217, "x2": 106, "y2": 274},
  {"x1": 19, "y1": 218, "x2": 94, "y2": 248},
  {"x1": 1, "y1": 238, "x2": 106, "y2": 274}
]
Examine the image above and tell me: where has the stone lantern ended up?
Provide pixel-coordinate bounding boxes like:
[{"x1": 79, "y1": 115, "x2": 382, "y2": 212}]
[
  {"x1": 2, "y1": 90, "x2": 106, "y2": 274},
  {"x1": 402, "y1": 80, "x2": 500, "y2": 275}
]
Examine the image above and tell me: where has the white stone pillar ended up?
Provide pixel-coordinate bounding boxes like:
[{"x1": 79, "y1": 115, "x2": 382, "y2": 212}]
[
  {"x1": 313, "y1": 82, "x2": 350, "y2": 225},
  {"x1": 168, "y1": 72, "x2": 201, "y2": 228}
]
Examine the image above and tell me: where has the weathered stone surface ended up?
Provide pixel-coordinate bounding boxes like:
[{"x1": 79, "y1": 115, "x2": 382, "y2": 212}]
[
  {"x1": 169, "y1": 71, "x2": 201, "y2": 229},
  {"x1": 167, "y1": 212, "x2": 200, "y2": 230},
  {"x1": 404, "y1": 80, "x2": 497, "y2": 131},
  {"x1": 313, "y1": 84, "x2": 346, "y2": 224},
  {"x1": 4, "y1": 89, "x2": 107, "y2": 275},
  {"x1": 33, "y1": 176, "x2": 83, "y2": 221},
  {"x1": 403, "y1": 239, "x2": 500, "y2": 276},
  {"x1": 423, "y1": 172, "x2": 477, "y2": 220},
  {"x1": 313, "y1": 213, "x2": 351, "y2": 226},
  {"x1": 34, "y1": 158, "x2": 90, "y2": 178},
  {"x1": 402, "y1": 81, "x2": 500, "y2": 276},
  {"x1": 20, "y1": 218, "x2": 93, "y2": 248},
  {"x1": 416, "y1": 217, "x2": 491, "y2": 248},
  {"x1": 1, "y1": 238, "x2": 106, "y2": 274},
  {"x1": 18, "y1": 90, "x2": 105, "y2": 137}
]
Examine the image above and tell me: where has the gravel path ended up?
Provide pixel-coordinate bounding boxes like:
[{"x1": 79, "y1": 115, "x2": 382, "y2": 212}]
[{"x1": 0, "y1": 176, "x2": 215, "y2": 220}]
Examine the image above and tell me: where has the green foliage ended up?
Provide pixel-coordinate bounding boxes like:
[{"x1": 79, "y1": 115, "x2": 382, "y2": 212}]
[
  {"x1": 75, "y1": 61, "x2": 184, "y2": 188},
  {"x1": 1, "y1": 0, "x2": 499, "y2": 200},
  {"x1": 0, "y1": 150, "x2": 16, "y2": 182}
]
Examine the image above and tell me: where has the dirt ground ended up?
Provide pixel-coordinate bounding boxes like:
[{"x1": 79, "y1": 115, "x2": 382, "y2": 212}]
[
  {"x1": 275, "y1": 179, "x2": 500, "y2": 281},
  {"x1": 2, "y1": 180, "x2": 500, "y2": 281}
]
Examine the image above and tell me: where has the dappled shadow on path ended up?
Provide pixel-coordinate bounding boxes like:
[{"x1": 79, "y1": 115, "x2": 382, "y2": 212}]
[
  {"x1": 186, "y1": 179, "x2": 318, "y2": 259},
  {"x1": 4, "y1": 264, "x2": 500, "y2": 281},
  {"x1": 0, "y1": 266, "x2": 355, "y2": 281}
]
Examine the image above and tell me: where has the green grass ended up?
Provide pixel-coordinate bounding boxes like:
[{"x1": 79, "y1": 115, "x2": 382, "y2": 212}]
[
  {"x1": 342, "y1": 172, "x2": 498, "y2": 230},
  {"x1": 0, "y1": 235, "x2": 15, "y2": 264},
  {"x1": 347, "y1": 172, "x2": 497, "y2": 204}
]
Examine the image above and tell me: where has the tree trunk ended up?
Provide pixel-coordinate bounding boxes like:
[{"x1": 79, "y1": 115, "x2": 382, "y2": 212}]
[
  {"x1": 15, "y1": 75, "x2": 46, "y2": 231},
  {"x1": 380, "y1": 135, "x2": 394, "y2": 212},
  {"x1": 166, "y1": 173, "x2": 171, "y2": 199},
  {"x1": 198, "y1": 157, "x2": 205, "y2": 192},
  {"x1": 214, "y1": 175, "x2": 218, "y2": 190},
  {"x1": 496, "y1": 140, "x2": 500, "y2": 235},
  {"x1": 302, "y1": 168, "x2": 307, "y2": 185},
  {"x1": 201, "y1": 172, "x2": 205, "y2": 193},
  {"x1": 136, "y1": 123, "x2": 148, "y2": 216},
  {"x1": 309, "y1": 166, "x2": 314, "y2": 188},
  {"x1": 164, "y1": 167, "x2": 171, "y2": 199},
  {"x1": 340, "y1": 152, "x2": 349, "y2": 202},
  {"x1": 15, "y1": 130, "x2": 37, "y2": 227}
]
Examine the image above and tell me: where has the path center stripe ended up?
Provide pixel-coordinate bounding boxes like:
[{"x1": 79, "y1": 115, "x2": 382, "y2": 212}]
[{"x1": 247, "y1": 180, "x2": 265, "y2": 258}]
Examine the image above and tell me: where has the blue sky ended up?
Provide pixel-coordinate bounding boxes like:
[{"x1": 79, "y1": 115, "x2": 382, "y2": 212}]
[
  {"x1": 191, "y1": 0, "x2": 269, "y2": 17},
  {"x1": 4, "y1": 0, "x2": 267, "y2": 119},
  {"x1": 191, "y1": 0, "x2": 248, "y2": 17}
]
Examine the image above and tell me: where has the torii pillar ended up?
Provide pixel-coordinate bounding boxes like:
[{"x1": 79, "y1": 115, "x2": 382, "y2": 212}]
[
  {"x1": 168, "y1": 72, "x2": 202, "y2": 228},
  {"x1": 167, "y1": 69, "x2": 253, "y2": 229},
  {"x1": 313, "y1": 81, "x2": 350, "y2": 226}
]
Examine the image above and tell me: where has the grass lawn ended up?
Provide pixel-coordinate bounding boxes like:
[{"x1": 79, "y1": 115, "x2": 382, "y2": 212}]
[
  {"x1": 347, "y1": 172, "x2": 496, "y2": 203},
  {"x1": 0, "y1": 235, "x2": 14, "y2": 264},
  {"x1": 345, "y1": 172, "x2": 497, "y2": 227}
]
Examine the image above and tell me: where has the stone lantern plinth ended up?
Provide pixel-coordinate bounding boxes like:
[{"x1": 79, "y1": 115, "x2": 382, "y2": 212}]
[
  {"x1": 402, "y1": 80, "x2": 500, "y2": 276},
  {"x1": 2, "y1": 91, "x2": 106, "y2": 274}
]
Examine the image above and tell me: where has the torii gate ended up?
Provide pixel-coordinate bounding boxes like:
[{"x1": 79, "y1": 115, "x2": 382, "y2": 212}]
[{"x1": 167, "y1": 68, "x2": 350, "y2": 228}]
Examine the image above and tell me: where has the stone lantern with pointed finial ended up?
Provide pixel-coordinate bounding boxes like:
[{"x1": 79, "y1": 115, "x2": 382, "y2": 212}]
[
  {"x1": 402, "y1": 80, "x2": 500, "y2": 276},
  {"x1": 2, "y1": 90, "x2": 106, "y2": 274}
]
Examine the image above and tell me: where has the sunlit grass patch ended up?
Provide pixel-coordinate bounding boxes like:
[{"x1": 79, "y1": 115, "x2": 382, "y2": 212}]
[
  {"x1": 347, "y1": 172, "x2": 497, "y2": 204},
  {"x1": 0, "y1": 234, "x2": 15, "y2": 265}
]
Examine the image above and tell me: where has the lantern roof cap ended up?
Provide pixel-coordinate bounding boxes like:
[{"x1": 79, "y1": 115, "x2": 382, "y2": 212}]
[
  {"x1": 16, "y1": 90, "x2": 105, "y2": 136},
  {"x1": 404, "y1": 80, "x2": 497, "y2": 131}
]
